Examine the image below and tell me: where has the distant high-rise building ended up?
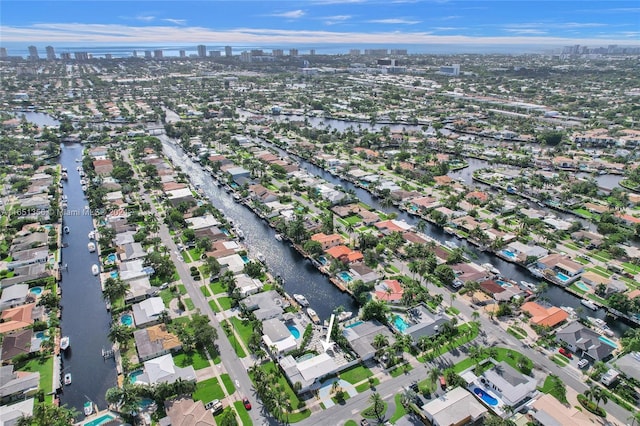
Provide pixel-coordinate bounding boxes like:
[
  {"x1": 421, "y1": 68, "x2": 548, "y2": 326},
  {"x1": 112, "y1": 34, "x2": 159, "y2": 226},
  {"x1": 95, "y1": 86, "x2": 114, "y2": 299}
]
[
  {"x1": 251, "y1": 49, "x2": 264, "y2": 56},
  {"x1": 105, "y1": 54, "x2": 112, "y2": 60},
  {"x1": 60, "y1": 52, "x2": 71, "y2": 60},
  {"x1": 439, "y1": 64, "x2": 460, "y2": 76},
  {"x1": 28, "y1": 45, "x2": 39, "y2": 60},
  {"x1": 209, "y1": 50, "x2": 221, "y2": 57},
  {"x1": 154, "y1": 50, "x2": 163, "y2": 59},
  {"x1": 133, "y1": 50, "x2": 138, "y2": 57},
  {"x1": 289, "y1": 48, "x2": 298, "y2": 57},
  {"x1": 390, "y1": 49, "x2": 408, "y2": 55},
  {"x1": 364, "y1": 49, "x2": 388, "y2": 56},
  {"x1": 144, "y1": 50, "x2": 152, "y2": 59},
  {"x1": 179, "y1": 50, "x2": 186, "y2": 58},
  {"x1": 240, "y1": 51, "x2": 252, "y2": 62},
  {"x1": 225, "y1": 46, "x2": 232, "y2": 57},
  {"x1": 349, "y1": 49, "x2": 361, "y2": 55},
  {"x1": 46, "y1": 46, "x2": 56, "y2": 60},
  {"x1": 0, "y1": 47, "x2": 7, "y2": 58},
  {"x1": 309, "y1": 49, "x2": 316, "y2": 56},
  {"x1": 197, "y1": 44, "x2": 207, "y2": 58},
  {"x1": 74, "y1": 52, "x2": 89, "y2": 61}
]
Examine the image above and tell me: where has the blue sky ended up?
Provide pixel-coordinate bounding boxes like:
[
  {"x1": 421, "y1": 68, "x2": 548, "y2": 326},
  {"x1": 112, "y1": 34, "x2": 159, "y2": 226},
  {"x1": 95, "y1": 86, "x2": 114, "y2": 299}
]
[{"x1": 1, "y1": 1, "x2": 638, "y2": 50}]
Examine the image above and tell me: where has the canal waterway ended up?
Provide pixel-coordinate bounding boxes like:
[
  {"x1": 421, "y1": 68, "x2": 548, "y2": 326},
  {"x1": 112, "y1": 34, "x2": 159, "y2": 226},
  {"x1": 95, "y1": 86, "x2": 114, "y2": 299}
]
[
  {"x1": 160, "y1": 136, "x2": 357, "y2": 321},
  {"x1": 58, "y1": 143, "x2": 116, "y2": 413},
  {"x1": 253, "y1": 137, "x2": 631, "y2": 337}
]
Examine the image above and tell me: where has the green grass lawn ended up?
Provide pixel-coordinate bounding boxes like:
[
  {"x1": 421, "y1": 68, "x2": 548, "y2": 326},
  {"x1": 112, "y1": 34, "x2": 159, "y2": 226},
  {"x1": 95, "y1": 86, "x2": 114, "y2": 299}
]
[
  {"x1": 18, "y1": 356, "x2": 53, "y2": 401},
  {"x1": 344, "y1": 215, "x2": 362, "y2": 225},
  {"x1": 586, "y1": 267, "x2": 611, "y2": 278},
  {"x1": 233, "y1": 400, "x2": 253, "y2": 425},
  {"x1": 389, "y1": 363, "x2": 413, "y2": 377},
  {"x1": 362, "y1": 401, "x2": 388, "y2": 420},
  {"x1": 552, "y1": 354, "x2": 570, "y2": 366},
  {"x1": 538, "y1": 375, "x2": 568, "y2": 403},
  {"x1": 159, "y1": 289, "x2": 176, "y2": 307},
  {"x1": 217, "y1": 296, "x2": 233, "y2": 310},
  {"x1": 230, "y1": 317, "x2": 255, "y2": 347},
  {"x1": 572, "y1": 208, "x2": 594, "y2": 219},
  {"x1": 208, "y1": 300, "x2": 220, "y2": 313},
  {"x1": 192, "y1": 377, "x2": 225, "y2": 402},
  {"x1": 355, "y1": 378, "x2": 379, "y2": 393},
  {"x1": 220, "y1": 373, "x2": 236, "y2": 395},
  {"x1": 339, "y1": 364, "x2": 373, "y2": 384},
  {"x1": 563, "y1": 242, "x2": 581, "y2": 251},
  {"x1": 210, "y1": 282, "x2": 226, "y2": 294},
  {"x1": 390, "y1": 394, "x2": 408, "y2": 423},
  {"x1": 344, "y1": 421, "x2": 358, "y2": 426},
  {"x1": 574, "y1": 257, "x2": 591, "y2": 265},
  {"x1": 188, "y1": 248, "x2": 203, "y2": 262},
  {"x1": 569, "y1": 283, "x2": 587, "y2": 295},
  {"x1": 249, "y1": 361, "x2": 305, "y2": 410},
  {"x1": 222, "y1": 321, "x2": 247, "y2": 358},
  {"x1": 288, "y1": 409, "x2": 312, "y2": 423},
  {"x1": 184, "y1": 298, "x2": 195, "y2": 311},
  {"x1": 200, "y1": 285, "x2": 211, "y2": 297},
  {"x1": 507, "y1": 327, "x2": 526, "y2": 340},
  {"x1": 177, "y1": 284, "x2": 187, "y2": 295},
  {"x1": 174, "y1": 350, "x2": 210, "y2": 370}
]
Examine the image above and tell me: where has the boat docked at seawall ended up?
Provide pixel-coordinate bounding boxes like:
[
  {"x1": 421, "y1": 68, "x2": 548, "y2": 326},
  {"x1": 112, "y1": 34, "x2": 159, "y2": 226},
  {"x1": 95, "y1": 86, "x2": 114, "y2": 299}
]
[
  {"x1": 60, "y1": 336, "x2": 70, "y2": 351},
  {"x1": 64, "y1": 373, "x2": 72, "y2": 386},
  {"x1": 337, "y1": 311, "x2": 353, "y2": 322},
  {"x1": 520, "y1": 281, "x2": 538, "y2": 291},
  {"x1": 256, "y1": 252, "x2": 266, "y2": 263},
  {"x1": 64, "y1": 226, "x2": 70, "y2": 234},
  {"x1": 307, "y1": 308, "x2": 320, "y2": 324},
  {"x1": 83, "y1": 401, "x2": 93, "y2": 416},
  {"x1": 581, "y1": 299, "x2": 599, "y2": 310},
  {"x1": 87, "y1": 242, "x2": 96, "y2": 252},
  {"x1": 481, "y1": 263, "x2": 500, "y2": 275},
  {"x1": 88, "y1": 230, "x2": 96, "y2": 240},
  {"x1": 293, "y1": 294, "x2": 309, "y2": 307},
  {"x1": 274, "y1": 233, "x2": 283, "y2": 241},
  {"x1": 587, "y1": 317, "x2": 614, "y2": 336},
  {"x1": 91, "y1": 264, "x2": 100, "y2": 276}
]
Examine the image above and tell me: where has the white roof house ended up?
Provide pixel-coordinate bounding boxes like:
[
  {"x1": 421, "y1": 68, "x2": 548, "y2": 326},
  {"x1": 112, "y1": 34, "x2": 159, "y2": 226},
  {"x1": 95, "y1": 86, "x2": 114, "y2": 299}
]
[
  {"x1": 185, "y1": 215, "x2": 220, "y2": 230},
  {"x1": 218, "y1": 254, "x2": 246, "y2": 274},
  {"x1": 262, "y1": 318, "x2": 297, "y2": 354},
  {"x1": 235, "y1": 274, "x2": 263, "y2": 297},
  {"x1": 132, "y1": 297, "x2": 166, "y2": 327},
  {"x1": 279, "y1": 352, "x2": 341, "y2": 393},
  {"x1": 422, "y1": 387, "x2": 487, "y2": 426},
  {"x1": 0, "y1": 398, "x2": 35, "y2": 426},
  {"x1": 0, "y1": 284, "x2": 29, "y2": 311},
  {"x1": 481, "y1": 361, "x2": 538, "y2": 408},
  {"x1": 136, "y1": 354, "x2": 196, "y2": 386}
]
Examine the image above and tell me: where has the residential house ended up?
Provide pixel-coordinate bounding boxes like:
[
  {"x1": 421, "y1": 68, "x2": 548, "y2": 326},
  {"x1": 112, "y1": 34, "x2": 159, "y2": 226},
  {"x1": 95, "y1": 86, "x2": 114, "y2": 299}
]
[
  {"x1": 349, "y1": 263, "x2": 379, "y2": 284},
  {"x1": 0, "y1": 398, "x2": 35, "y2": 426},
  {"x1": 93, "y1": 159, "x2": 114, "y2": 176},
  {"x1": 0, "y1": 303, "x2": 43, "y2": 334},
  {"x1": 0, "y1": 365, "x2": 40, "y2": 403},
  {"x1": 136, "y1": 354, "x2": 196, "y2": 386},
  {"x1": 279, "y1": 352, "x2": 343, "y2": 393},
  {"x1": 410, "y1": 196, "x2": 440, "y2": 212},
  {"x1": 235, "y1": 274, "x2": 263, "y2": 297},
  {"x1": 119, "y1": 242, "x2": 147, "y2": 261},
  {"x1": 0, "y1": 284, "x2": 30, "y2": 311},
  {"x1": 165, "y1": 188, "x2": 196, "y2": 208},
  {"x1": 402, "y1": 304, "x2": 451, "y2": 343},
  {"x1": 325, "y1": 245, "x2": 363, "y2": 264},
  {"x1": 310, "y1": 233, "x2": 343, "y2": 251},
  {"x1": 521, "y1": 302, "x2": 569, "y2": 328},
  {"x1": 262, "y1": 318, "x2": 298, "y2": 355},
  {"x1": 422, "y1": 387, "x2": 487, "y2": 426},
  {"x1": 241, "y1": 290, "x2": 289, "y2": 321},
  {"x1": 163, "y1": 397, "x2": 215, "y2": 426},
  {"x1": 0, "y1": 329, "x2": 38, "y2": 361},
  {"x1": 556, "y1": 322, "x2": 615, "y2": 362},
  {"x1": 503, "y1": 241, "x2": 549, "y2": 264},
  {"x1": 6, "y1": 249, "x2": 48, "y2": 271},
  {"x1": 530, "y1": 393, "x2": 589, "y2": 426},
  {"x1": 342, "y1": 320, "x2": 393, "y2": 361},
  {"x1": 480, "y1": 361, "x2": 537, "y2": 410},
  {"x1": 134, "y1": 324, "x2": 182, "y2": 362},
  {"x1": 132, "y1": 297, "x2": 166, "y2": 328},
  {"x1": 226, "y1": 167, "x2": 251, "y2": 186},
  {"x1": 373, "y1": 279, "x2": 403, "y2": 303}
]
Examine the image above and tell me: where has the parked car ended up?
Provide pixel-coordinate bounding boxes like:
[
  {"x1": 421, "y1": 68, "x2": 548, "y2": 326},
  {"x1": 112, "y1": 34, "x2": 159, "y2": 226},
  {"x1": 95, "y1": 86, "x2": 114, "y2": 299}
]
[
  {"x1": 577, "y1": 359, "x2": 589, "y2": 369},
  {"x1": 559, "y1": 348, "x2": 573, "y2": 359},
  {"x1": 360, "y1": 420, "x2": 370, "y2": 426},
  {"x1": 410, "y1": 381, "x2": 419, "y2": 392},
  {"x1": 242, "y1": 397, "x2": 252, "y2": 410}
]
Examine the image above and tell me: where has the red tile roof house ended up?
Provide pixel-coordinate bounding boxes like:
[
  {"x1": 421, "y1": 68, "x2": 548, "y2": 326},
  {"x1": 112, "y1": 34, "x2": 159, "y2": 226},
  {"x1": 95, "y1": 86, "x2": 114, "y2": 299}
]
[
  {"x1": 311, "y1": 233, "x2": 344, "y2": 251},
  {"x1": 325, "y1": 245, "x2": 364, "y2": 264},
  {"x1": 93, "y1": 159, "x2": 114, "y2": 176},
  {"x1": 373, "y1": 279, "x2": 404, "y2": 303},
  {"x1": 465, "y1": 191, "x2": 489, "y2": 203}
]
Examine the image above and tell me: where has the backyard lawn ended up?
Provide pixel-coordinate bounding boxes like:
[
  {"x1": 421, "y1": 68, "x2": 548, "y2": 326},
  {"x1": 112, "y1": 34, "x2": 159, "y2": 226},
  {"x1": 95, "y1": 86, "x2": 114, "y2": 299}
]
[
  {"x1": 18, "y1": 356, "x2": 53, "y2": 402},
  {"x1": 217, "y1": 296, "x2": 233, "y2": 310},
  {"x1": 174, "y1": 350, "x2": 210, "y2": 370},
  {"x1": 192, "y1": 377, "x2": 225, "y2": 402}
]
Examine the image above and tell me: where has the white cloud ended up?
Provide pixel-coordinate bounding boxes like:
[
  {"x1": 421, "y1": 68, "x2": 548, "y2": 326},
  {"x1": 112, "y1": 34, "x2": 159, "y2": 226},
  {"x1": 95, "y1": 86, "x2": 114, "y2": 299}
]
[
  {"x1": 368, "y1": 18, "x2": 421, "y2": 25},
  {"x1": 322, "y1": 15, "x2": 352, "y2": 25},
  {"x1": 270, "y1": 10, "x2": 306, "y2": 19},
  {"x1": 135, "y1": 15, "x2": 156, "y2": 22},
  {"x1": 505, "y1": 28, "x2": 548, "y2": 35},
  {"x1": 162, "y1": 18, "x2": 186, "y2": 25},
  {"x1": 312, "y1": 0, "x2": 367, "y2": 4}
]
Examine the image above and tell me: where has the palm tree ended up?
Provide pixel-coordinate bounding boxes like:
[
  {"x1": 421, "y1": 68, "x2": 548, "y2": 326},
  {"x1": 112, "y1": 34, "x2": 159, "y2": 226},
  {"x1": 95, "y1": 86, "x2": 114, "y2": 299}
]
[
  {"x1": 372, "y1": 333, "x2": 389, "y2": 350},
  {"x1": 472, "y1": 311, "x2": 480, "y2": 322},
  {"x1": 400, "y1": 388, "x2": 417, "y2": 408},
  {"x1": 584, "y1": 384, "x2": 608, "y2": 410},
  {"x1": 369, "y1": 392, "x2": 386, "y2": 422},
  {"x1": 108, "y1": 323, "x2": 133, "y2": 348},
  {"x1": 449, "y1": 293, "x2": 457, "y2": 308},
  {"x1": 103, "y1": 277, "x2": 128, "y2": 304},
  {"x1": 428, "y1": 366, "x2": 442, "y2": 389},
  {"x1": 106, "y1": 383, "x2": 141, "y2": 418}
]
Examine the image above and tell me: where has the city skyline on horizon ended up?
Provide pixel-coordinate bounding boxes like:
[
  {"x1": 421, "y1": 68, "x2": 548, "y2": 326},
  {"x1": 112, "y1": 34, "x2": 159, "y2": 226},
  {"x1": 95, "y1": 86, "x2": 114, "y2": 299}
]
[{"x1": 1, "y1": 0, "x2": 639, "y2": 54}]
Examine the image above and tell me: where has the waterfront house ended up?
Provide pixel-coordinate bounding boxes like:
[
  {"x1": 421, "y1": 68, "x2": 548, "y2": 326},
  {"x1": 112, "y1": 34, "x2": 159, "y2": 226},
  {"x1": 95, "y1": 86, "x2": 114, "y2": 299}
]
[
  {"x1": 241, "y1": 290, "x2": 288, "y2": 321},
  {"x1": 165, "y1": 188, "x2": 195, "y2": 207},
  {"x1": 134, "y1": 324, "x2": 182, "y2": 362},
  {"x1": 120, "y1": 242, "x2": 147, "y2": 261},
  {"x1": 217, "y1": 253, "x2": 246, "y2": 274},
  {"x1": 93, "y1": 159, "x2": 114, "y2": 176},
  {"x1": 311, "y1": 233, "x2": 344, "y2": 251},
  {"x1": 6, "y1": 249, "x2": 48, "y2": 271},
  {"x1": 342, "y1": 320, "x2": 393, "y2": 361},
  {"x1": 349, "y1": 263, "x2": 379, "y2": 284},
  {"x1": 235, "y1": 274, "x2": 263, "y2": 297},
  {"x1": 325, "y1": 245, "x2": 364, "y2": 264},
  {"x1": 402, "y1": 304, "x2": 451, "y2": 343},
  {"x1": 262, "y1": 318, "x2": 298, "y2": 355},
  {"x1": 0, "y1": 284, "x2": 30, "y2": 311},
  {"x1": 0, "y1": 398, "x2": 34, "y2": 426},
  {"x1": 136, "y1": 354, "x2": 196, "y2": 386},
  {"x1": 410, "y1": 196, "x2": 440, "y2": 212},
  {"x1": 124, "y1": 276, "x2": 153, "y2": 304},
  {"x1": 226, "y1": 166, "x2": 251, "y2": 186},
  {"x1": 0, "y1": 365, "x2": 39, "y2": 403},
  {"x1": 481, "y1": 361, "x2": 537, "y2": 410},
  {"x1": 0, "y1": 303, "x2": 42, "y2": 334},
  {"x1": 422, "y1": 387, "x2": 488, "y2": 426},
  {"x1": 132, "y1": 297, "x2": 166, "y2": 327},
  {"x1": 0, "y1": 329, "x2": 38, "y2": 361},
  {"x1": 9, "y1": 232, "x2": 48, "y2": 254},
  {"x1": 279, "y1": 352, "x2": 344, "y2": 394},
  {"x1": 163, "y1": 397, "x2": 215, "y2": 426},
  {"x1": 556, "y1": 321, "x2": 615, "y2": 362},
  {"x1": 372, "y1": 279, "x2": 404, "y2": 303},
  {"x1": 521, "y1": 302, "x2": 569, "y2": 328},
  {"x1": 503, "y1": 241, "x2": 548, "y2": 263},
  {"x1": 185, "y1": 215, "x2": 220, "y2": 231}
]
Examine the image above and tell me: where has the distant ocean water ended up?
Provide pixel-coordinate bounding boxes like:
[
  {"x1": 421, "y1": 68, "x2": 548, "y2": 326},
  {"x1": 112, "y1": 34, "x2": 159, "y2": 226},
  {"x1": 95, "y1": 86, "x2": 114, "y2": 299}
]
[{"x1": 2, "y1": 42, "x2": 556, "y2": 58}]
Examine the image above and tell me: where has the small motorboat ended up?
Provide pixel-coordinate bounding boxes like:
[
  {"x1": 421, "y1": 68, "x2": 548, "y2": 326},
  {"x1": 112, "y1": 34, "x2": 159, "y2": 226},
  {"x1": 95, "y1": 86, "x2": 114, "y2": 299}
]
[
  {"x1": 256, "y1": 253, "x2": 266, "y2": 263},
  {"x1": 60, "y1": 336, "x2": 70, "y2": 351},
  {"x1": 581, "y1": 299, "x2": 598, "y2": 310},
  {"x1": 87, "y1": 242, "x2": 96, "y2": 252},
  {"x1": 293, "y1": 294, "x2": 309, "y2": 307},
  {"x1": 91, "y1": 264, "x2": 99, "y2": 276},
  {"x1": 64, "y1": 226, "x2": 70, "y2": 234},
  {"x1": 337, "y1": 311, "x2": 353, "y2": 322},
  {"x1": 307, "y1": 308, "x2": 320, "y2": 324},
  {"x1": 88, "y1": 230, "x2": 96, "y2": 240},
  {"x1": 84, "y1": 401, "x2": 93, "y2": 416},
  {"x1": 64, "y1": 373, "x2": 72, "y2": 386},
  {"x1": 274, "y1": 233, "x2": 283, "y2": 241},
  {"x1": 236, "y1": 229, "x2": 245, "y2": 240}
]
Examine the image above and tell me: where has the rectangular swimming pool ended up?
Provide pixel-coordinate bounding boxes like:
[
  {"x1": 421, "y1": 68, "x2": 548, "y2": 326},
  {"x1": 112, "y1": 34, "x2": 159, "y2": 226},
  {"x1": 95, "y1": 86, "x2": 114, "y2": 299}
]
[
  {"x1": 84, "y1": 414, "x2": 117, "y2": 426},
  {"x1": 337, "y1": 271, "x2": 353, "y2": 282},
  {"x1": 556, "y1": 272, "x2": 570, "y2": 282},
  {"x1": 392, "y1": 315, "x2": 409, "y2": 333}
]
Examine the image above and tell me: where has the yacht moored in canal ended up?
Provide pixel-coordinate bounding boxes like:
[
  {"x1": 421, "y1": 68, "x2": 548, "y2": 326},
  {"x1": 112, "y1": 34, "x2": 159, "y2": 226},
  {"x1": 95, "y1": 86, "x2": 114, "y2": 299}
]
[
  {"x1": 60, "y1": 336, "x2": 70, "y2": 351},
  {"x1": 64, "y1": 373, "x2": 72, "y2": 386},
  {"x1": 64, "y1": 226, "x2": 70, "y2": 234},
  {"x1": 87, "y1": 242, "x2": 96, "y2": 252},
  {"x1": 91, "y1": 264, "x2": 99, "y2": 276},
  {"x1": 581, "y1": 299, "x2": 599, "y2": 310},
  {"x1": 293, "y1": 294, "x2": 309, "y2": 306},
  {"x1": 83, "y1": 401, "x2": 93, "y2": 416},
  {"x1": 306, "y1": 308, "x2": 320, "y2": 324}
]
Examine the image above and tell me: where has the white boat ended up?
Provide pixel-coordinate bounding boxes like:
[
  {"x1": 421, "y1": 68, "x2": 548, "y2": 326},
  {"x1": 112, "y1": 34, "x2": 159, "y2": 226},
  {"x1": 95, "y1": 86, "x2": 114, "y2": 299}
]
[
  {"x1": 293, "y1": 294, "x2": 309, "y2": 306},
  {"x1": 75, "y1": 158, "x2": 81, "y2": 163},
  {"x1": 84, "y1": 401, "x2": 93, "y2": 416},
  {"x1": 445, "y1": 241, "x2": 458, "y2": 249},
  {"x1": 560, "y1": 306, "x2": 576, "y2": 317},
  {"x1": 520, "y1": 281, "x2": 537, "y2": 291},
  {"x1": 81, "y1": 185, "x2": 87, "y2": 192},
  {"x1": 87, "y1": 242, "x2": 96, "y2": 252},
  {"x1": 337, "y1": 311, "x2": 353, "y2": 322},
  {"x1": 482, "y1": 263, "x2": 500, "y2": 274},
  {"x1": 256, "y1": 253, "x2": 266, "y2": 263},
  {"x1": 64, "y1": 226, "x2": 70, "y2": 234},
  {"x1": 307, "y1": 308, "x2": 320, "y2": 324},
  {"x1": 236, "y1": 229, "x2": 245, "y2": 240},
  {"x1": 64, "y1": 373, "x2": 72, "y2": 386},
  {"x1": 88, "y1": 230, "x2": 96, "y2": 240},
  {"x1": 60, "y1": 336, "x2": 70, "y2": 351},
  {"x1": 91, "y1": 264, "x2": 99, "y2": 275},
  {"x1": 581, "y1": 299, "x2": 598, "y2": 310},
  {"x1": 274, "y1": 233, "x2": 283, "y2": 241}
]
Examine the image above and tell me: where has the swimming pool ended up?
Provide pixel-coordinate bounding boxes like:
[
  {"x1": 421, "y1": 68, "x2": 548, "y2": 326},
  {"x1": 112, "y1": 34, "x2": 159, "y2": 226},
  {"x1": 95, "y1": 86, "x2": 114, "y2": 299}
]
[
  {"x1": 345, "y1": 321, "x2": 363, "y2": 329},
  {"x1": 496, "y1": 280, "x2": 513, "y2": 288},
  {"x1": 318, "y1": 255, "x2": 328, "y2": 265},
  {"x1": 120, "y1": 314, "x2": 133, "y2": 327},
  {"x1": 501, "y1": 249, "x2": 516, "y2": 259},
  {"x1": 35, "y1": 331, "x2": 49, "y2": 340},
  {"x1": 110, "y1": 271, "x2": 119, "y2": 279},
  {"x1": 107, "y1": 253, "x2": 116, "y2": 262},
  {"x1": 129, "y1": 369, "x2": 143, "y2": 384},
  {"x1": 84, "y1": 414, "x2": 117, "y2": 426},
  {"x1": 556, "y1": 272, "x2": 570, "y2": 282},
  {"x1": 29, "y1": 286, "x2": 43, "y2": 295},
  {"x1": 575, "y1": 281, "x2": 590, "y2": 292},
  {"x1": 287, "y1": 325, "x2": 301, "y2": 339},
  {"x1": 392, "y1": 315, "x2": 410, "y2": 333},
  {"x1": 599, "y1": 336, "x2": 618, "y2": 348},
  {"x1": 296, "y1": 353, "x2": 314, "y2": 362},
  {"x1": 474, "y1": 387, "x2": 498, "y2": 406},
  {"x1": 337, "y1": 271, "x2": 353, "y2": 282},
  {"x1": 241, "y1": 255, "x2": 250, "y2": 263}
]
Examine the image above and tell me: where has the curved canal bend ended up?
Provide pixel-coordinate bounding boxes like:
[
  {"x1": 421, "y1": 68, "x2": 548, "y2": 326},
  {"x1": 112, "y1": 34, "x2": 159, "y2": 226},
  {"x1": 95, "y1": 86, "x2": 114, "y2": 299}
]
[
  {"x1": 253, "y1": 137, "x2": 631, "y2": 337},
  {"x1": 59, "y1": 143, "x2": 116, "y2": 413},
  {"x1": 160, "y1": 136, "x2": 357, "y2": 321}
]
